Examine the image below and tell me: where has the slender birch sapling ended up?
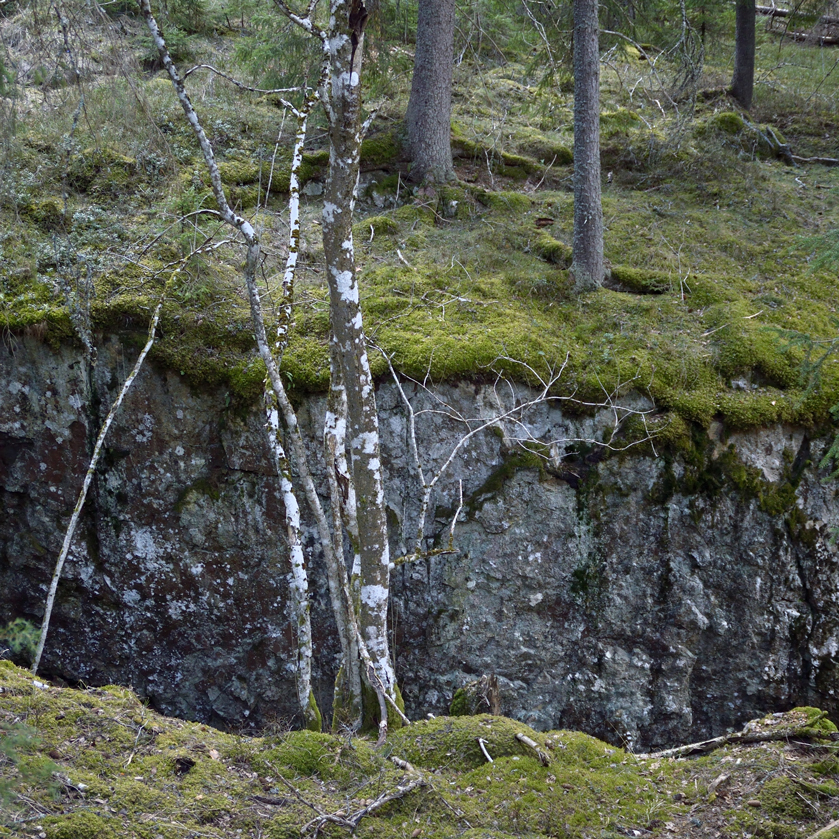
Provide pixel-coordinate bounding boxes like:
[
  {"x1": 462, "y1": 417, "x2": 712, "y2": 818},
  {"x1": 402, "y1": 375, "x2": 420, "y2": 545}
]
[{"x1": 138, "y1": 0, "x2": 325, "y2": 729}]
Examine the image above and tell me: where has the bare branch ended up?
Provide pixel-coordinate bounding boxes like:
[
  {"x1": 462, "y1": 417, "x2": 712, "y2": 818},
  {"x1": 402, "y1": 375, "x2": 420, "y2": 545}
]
[{"x1": 183, "y1": 63, "x2": 303, "y2": 95}]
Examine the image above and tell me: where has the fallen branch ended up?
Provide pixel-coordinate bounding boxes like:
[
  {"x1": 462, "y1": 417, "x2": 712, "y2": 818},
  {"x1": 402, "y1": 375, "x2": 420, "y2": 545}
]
[
  {"x1": 791, "y1": 155, "x2": 839, "y2": 167},
  {"x1": 807, "y1": 820, "x2": 839, "y2": 839},
  {"x1": 515, "y1": 732, "x2": 551, "y2": 766},
  {"x1": 757, "y1": 4, "x2": 839, "y2": 26},
  {"x1": 636, "y1": 716, "x2": 838, "y2": 760},
  {"x1": 252, "y1": 795, "x2": 294, "y2": 806},
  {"x1": 390, "y1": 756, "x2": 416, "y2": 773},
  {"x1": 477, "y1": 737, "x2": 494, "y2": 763},
  {"x1": 302, "y1": 777, "x2": 426, "y2": 836}
]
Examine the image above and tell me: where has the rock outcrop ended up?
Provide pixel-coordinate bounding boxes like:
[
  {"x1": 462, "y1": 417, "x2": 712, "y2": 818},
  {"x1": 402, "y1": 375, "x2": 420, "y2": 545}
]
[{"x1": 1, "y1": 333, "x2": 837, "y2": 749}]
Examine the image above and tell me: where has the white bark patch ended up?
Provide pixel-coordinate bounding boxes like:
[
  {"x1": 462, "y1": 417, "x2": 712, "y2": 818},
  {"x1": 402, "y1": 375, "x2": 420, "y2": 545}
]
[
  {"x1": 354, "y1": 431, "x2": 378, "y2": 454},
  {"x1": 327, "y1": 33, "x2": 349, "y2": 55},
  {"x1": 323, "y1": 201, "x2": 341, "y2": 223},
  {"x1": 333, "y1": 269, "x2": 357, "y2": 302},
  {"x1": 361, "y1": 583, "x2": 388, "y2": 608}
]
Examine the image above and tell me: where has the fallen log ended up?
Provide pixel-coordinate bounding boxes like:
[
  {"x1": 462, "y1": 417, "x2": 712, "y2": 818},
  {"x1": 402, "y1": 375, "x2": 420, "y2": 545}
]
[{"x1": 757, "y1": 4, "x2": 839, "y2": 25}]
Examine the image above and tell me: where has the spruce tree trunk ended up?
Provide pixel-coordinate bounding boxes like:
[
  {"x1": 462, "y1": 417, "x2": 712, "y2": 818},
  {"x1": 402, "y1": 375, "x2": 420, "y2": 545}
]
[
  {"x1": 730, "y1": 0, "x2": 756, "y2": 109},
  {"x1": 405, "y1": 0, "x2": 456, "y2": 184},
  {"x1": 570, "y1": 0, "x2": 604, "y2": 293}
]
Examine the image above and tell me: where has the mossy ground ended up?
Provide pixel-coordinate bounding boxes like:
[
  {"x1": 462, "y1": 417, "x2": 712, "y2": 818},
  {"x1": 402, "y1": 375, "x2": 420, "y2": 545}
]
[
  {"x1": 4, "y1": 663, "x2": 839, "y2": 838},
  {"x1": 1, "y1": 10, "x2": 838, "y2": 440}
]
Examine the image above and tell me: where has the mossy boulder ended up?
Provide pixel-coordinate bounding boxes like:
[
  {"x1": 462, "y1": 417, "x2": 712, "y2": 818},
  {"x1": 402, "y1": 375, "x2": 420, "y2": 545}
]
[
  {"x1": 710, "y1": 111, "x2": 747, "y2": 135},
  {"x1": 387, "y1": 715, "x2": 553, "y2": 771},
  {"x1": 360, "y1": 129, "x2": 400, "y2": 166},
  {"x1": 354, "y1": 214, "x2": 400, "y2": 238},
  {"x1": 21, "y1": 197, "x2": 65, "y2": 232},
  {"x1": 473, "y1": 188, "x2": 532, "y2": 213}
]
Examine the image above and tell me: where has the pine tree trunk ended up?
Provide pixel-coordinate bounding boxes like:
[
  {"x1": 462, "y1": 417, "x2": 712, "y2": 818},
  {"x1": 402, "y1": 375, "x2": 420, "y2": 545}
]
[
  {"x1": 570, "y1": 0, "x2": 604, "y2": 293},
  {"x1": 730, "y1": 0, "x2": 756, "y2": 109},
  {"x1": 405, "y1": 0, "x2": 456, "y2": 184}
]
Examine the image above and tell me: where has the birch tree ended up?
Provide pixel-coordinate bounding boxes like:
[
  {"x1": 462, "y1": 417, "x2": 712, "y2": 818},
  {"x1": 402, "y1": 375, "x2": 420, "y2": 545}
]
[
  {"x1": 139, "y1": 0, "x2": 657, "y2": 740},
  {"x1": 139, "y1": 0, "x2": 406, "y2": 738}
]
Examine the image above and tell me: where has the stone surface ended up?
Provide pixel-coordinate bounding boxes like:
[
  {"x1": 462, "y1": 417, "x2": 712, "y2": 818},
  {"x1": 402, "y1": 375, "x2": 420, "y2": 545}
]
[{"x1": 1, "y1": 334, "x2": 838, "y2": 749}]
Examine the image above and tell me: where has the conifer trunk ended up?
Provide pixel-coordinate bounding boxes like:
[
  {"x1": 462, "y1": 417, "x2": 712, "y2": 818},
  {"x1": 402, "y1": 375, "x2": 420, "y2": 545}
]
[
  {"x1": 405, "y1": 0, "x2": 456, "y2": 183},
  {"x1": 571, "y1": 0, "x2": 604, "y2": 293},
  {"x1": 730, "y1": 0, "x2": 756, "y2": 109}
]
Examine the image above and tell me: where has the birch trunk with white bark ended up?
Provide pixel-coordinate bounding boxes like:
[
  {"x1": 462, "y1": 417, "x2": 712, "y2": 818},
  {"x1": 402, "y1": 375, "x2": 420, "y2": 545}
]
[
  {"x1": 32, "y1": 298, "x2": 164, "y2": 675},
  {"x1": 139, "y1": 0, "x2": 323, "y2": 730},
  {"x1": 320, "y1": 0, "x2": 404, "y2": 736}
]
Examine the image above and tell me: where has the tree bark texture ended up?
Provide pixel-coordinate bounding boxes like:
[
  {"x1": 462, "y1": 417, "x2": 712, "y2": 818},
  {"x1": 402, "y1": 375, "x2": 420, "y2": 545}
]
[
  {"x1": 405, "y1": 0, "x2": 456, "y2": 184},
  {"x1": 323, "y1": 0, "x2": 400, "y2": 730},
  {"x1": 731, "y1": 0, "x2": 756, "y2": 109},
  {"x1": 571, "y1": 0, "x2": 604, "y2": 293}
]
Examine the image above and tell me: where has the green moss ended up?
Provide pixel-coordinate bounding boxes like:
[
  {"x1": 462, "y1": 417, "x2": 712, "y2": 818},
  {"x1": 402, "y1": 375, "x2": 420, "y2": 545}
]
[
  {"x1": 600, "y1": 108, "x2": 642, "y2": 138},
  {"x1": 393, "y1": 204, "x2": 436, "y2": 225},
  {"x1": 21, "y1": 197, "x2": 65, "y2": 232},
  {"x1": 519, "y1": 135, "x2": 573, "y2": 166},
  {"x1": 355, "y1": 214, "x2": 400, "y2": 237},
  {"x1": 710, "y1": 111, "x2": 747, "y2": 135},
  {"x1": 450, "y1": 688, "x2": 469, "y2": 716},
  {"x1": 301, "y1": 148, "x2": 330, "y2": 168},
  {"x1": 497, "y1": 151, "x2": 541, "y2": 178},
  {"x1": 609, "y1": 264, "x2": 671, "y2": 294},
  {"x1": 174, "y1": 475, "x2": 221, "y2": 513},
  {"x1": 464, "y1": 450, "x2": 543, "y2": 516},
  {"x1": 2, "y1": 663, "x2": 838, "y2": 839},
  {"x1": 474, "y1": 188, "x2": 532, "y2": 213},
  {"x1": 387, "y1": 715, "x2": 551, "y2": 771},
  {"x1": 760, "y1": 776, "x2": 808, "y2": 820},
  {"x1": 43, "y1": 812, "x2": 118, "y2": 839},
  {"x1": 68, "y1": 146, "x2": 137, "y2": 193},
  {"x1": 360, "y1": 130, "x2": 400, "y2": 165},
  {"x1": 305, "y1": 690, "x2": 323, "y2": 732},
  {"x1": 257, "y1": 729, "x2": 336, "y2": 777},
  {"x1": 533, "y1": 232, "x2": 572, "y2": 267}
]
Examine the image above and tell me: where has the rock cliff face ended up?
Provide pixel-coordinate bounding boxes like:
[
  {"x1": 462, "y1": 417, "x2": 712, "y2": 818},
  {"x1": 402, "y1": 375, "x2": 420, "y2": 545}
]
[{"x1": 2, "y1": 334, "x2": 838, "y2": 749}]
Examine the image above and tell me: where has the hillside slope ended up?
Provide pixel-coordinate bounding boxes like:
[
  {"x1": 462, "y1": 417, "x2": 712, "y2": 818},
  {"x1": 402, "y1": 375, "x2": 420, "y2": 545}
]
[{"x1": 4, "y1": 661, "x2": 839, "y2": 838}]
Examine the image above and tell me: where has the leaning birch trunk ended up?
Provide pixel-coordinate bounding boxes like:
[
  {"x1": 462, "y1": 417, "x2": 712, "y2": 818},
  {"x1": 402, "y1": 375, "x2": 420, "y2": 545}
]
[
  {"x1": 265, "y1": 392, "x2": 320, "y2": 731},
  {"x1": 137, "y1": 0, "x2": 324, "y2": 729},
  {"x1": 322, "y1": 0, "x2": 403, "y2": 739},
  {"x1": 32, "y1": 298, "x2": 164, "y2": 675}
]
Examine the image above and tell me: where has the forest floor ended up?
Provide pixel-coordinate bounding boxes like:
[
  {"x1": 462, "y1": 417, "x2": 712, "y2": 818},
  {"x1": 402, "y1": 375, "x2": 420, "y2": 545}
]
[
  {"x1": 4, "y1": 661, "x2": 839, "y2": 838},
  {"x1": 2, "y1": 4, "x2": 839, "y2": 438}
]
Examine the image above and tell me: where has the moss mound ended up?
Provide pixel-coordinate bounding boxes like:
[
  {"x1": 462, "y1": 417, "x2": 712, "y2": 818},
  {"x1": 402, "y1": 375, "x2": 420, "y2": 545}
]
[
  {"x1": 3, "y1": 664, "x2": 839, "y2": 839},
  {"x1": 387, "y1": 714, "x2": 553, "y2": 770}
]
